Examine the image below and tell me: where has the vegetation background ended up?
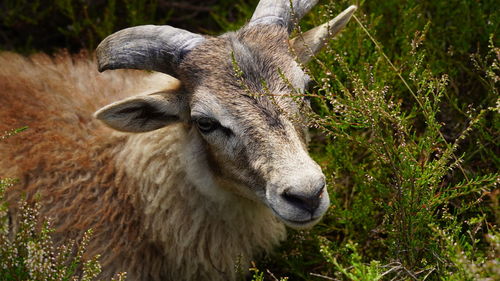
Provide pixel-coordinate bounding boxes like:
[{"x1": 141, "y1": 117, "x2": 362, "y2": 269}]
[{"x1": 0, "y1": 0, "x2": 498, "y2": 280}]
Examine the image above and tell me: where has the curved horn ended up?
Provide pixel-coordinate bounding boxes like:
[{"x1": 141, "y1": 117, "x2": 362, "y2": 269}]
[
  {"x1": 249, "y1": 0, "x2": 319, "y2": 33},
  {"x1": 96, "y1": 25, "x2": 205, "y2": 74},
  {"x1": 291, "y1": 5, "x2": 357, "y2": 63}
]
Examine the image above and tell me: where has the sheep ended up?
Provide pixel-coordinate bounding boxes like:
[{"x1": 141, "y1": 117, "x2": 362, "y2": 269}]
[{"x1": 0, "y1": 1, "x2": 356, "y2": 280}]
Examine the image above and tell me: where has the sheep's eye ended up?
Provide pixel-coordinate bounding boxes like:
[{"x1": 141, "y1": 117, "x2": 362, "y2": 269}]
[{"x1": 195, "y1": 117, "x2": 220, "y2": 134}]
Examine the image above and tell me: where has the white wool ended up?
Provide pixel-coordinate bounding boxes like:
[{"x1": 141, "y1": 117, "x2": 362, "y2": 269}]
[{"x1": 114, "y1": 125, "x2": 286, "y2": 280}]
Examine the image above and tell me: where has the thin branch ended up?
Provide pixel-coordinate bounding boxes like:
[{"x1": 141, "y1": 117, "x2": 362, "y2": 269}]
[
  {"x1": 309, "y1": 272, "x2": 339, "y2": 280},
  {"x1": 266, "y1": 269, "x2": 282, "y2": 281}
]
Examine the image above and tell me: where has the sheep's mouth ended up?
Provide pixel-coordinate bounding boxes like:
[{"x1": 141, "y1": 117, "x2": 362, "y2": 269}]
[
  {"x1": 267, "y1": 204, "x2": 324, "y2": 229},
  {"x1": 279, "y1": 216, "x2": 322, "y2": 229}
]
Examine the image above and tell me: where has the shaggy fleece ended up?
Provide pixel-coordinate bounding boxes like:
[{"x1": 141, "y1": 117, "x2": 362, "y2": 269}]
[{"x1": 0, "y1": 52, "x2": 286, "y2": 281}]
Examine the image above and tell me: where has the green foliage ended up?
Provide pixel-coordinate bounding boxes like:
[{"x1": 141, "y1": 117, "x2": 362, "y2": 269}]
[
  {"x1": 211, "y1": 0, "x2": 255, "y2": 32},
  {"x1": 0, "y1": 0, "x2": 229, "y2": 53},
  {"x1": 0, "y1": 129, "x2": 126, "y2": 280},
  {"x1": 0, "y1": 127, "x2": 28, "y2": 141},
  {"x1": 319, "y1": 239, "x2": 384, "y2": 281},
  {"x1": 253, "y1": 0, "x2": 499, "y2": 280},
  {"x1": 430, "y1": 221, "x2": 500, "y2": 280},
  {"x1": 249, "y1": 264, "x2": 289, "y2": 281}
]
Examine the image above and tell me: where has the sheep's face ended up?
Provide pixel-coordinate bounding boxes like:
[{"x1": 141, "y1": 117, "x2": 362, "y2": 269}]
[
  {"x1": 95, "y1": 26, "x2": 329, "y2": 228},
  {"x1": 178, "y1": 26, "x2": 329, "y2": 228},
  {"x1": 94, "y1": 1, "x2": 356, "y2": 228}
]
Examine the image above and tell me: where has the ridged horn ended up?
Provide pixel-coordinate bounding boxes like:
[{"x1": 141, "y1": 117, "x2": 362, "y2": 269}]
[
  {"x1": 96, "y1": 25, "x2": 205, "y2": 74},
  {"x1": 291, "y1": 5, "x2": 357, "y2": 63},
  {"x1": 249, "y1": 0, "x2": 319, "y2": 33}
]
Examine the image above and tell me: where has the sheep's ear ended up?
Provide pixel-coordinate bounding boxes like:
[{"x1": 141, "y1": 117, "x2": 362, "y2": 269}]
[{"x1": 94, "y1": 90, "x2": 188, "y2": 133}]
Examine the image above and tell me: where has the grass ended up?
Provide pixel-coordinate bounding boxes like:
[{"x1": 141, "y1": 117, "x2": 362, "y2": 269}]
[{"x1": 1, "y1": 0, "x2": 498, "y2": 280}]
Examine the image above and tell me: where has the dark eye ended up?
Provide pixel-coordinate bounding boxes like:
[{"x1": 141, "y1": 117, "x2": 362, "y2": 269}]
[{"x1": 195, "y1": 117, "x2": 220, "y2": 134}]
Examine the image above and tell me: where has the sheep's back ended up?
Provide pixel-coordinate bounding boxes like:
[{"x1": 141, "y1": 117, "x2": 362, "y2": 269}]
[
  {"x1": 0, "y1": 51, "x2": 147, "y2": 139},
  {"x1": 0, "y1": 51, "x2": 174, "y2": 178}
]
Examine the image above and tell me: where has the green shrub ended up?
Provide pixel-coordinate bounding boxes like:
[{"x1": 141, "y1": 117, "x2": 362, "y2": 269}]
[
  {"x1": 0, "y1": 0, "x2": 245, "y2": 53},
  {"x1": 250, "y1": 0, "x2": 498, "y2": 280}
]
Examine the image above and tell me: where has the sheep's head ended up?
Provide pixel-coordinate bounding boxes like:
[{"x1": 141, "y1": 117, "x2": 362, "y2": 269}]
[{"x1": 94, "y1": 0, "x2": 356, "y2": 229}]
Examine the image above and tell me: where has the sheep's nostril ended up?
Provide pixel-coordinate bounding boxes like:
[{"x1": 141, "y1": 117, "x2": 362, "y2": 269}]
[
  {"x1": 315, "y1": 181, "x2": 326, "y2": 198},
  {"x1": 282, "y1": 184, "x2": 324, "y2": 214}
]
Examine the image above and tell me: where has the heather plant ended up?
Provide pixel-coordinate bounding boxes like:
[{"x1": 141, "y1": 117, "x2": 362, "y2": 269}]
[
  {"x1": 0, "y1": 128, "x2": 127, "y2": 281},
  {"x1": 254, "y1": 0, "x2": 499, "y2": 280},
  {"x1": 0, "y1": 0, "x2": 235, "y2": 53}
]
